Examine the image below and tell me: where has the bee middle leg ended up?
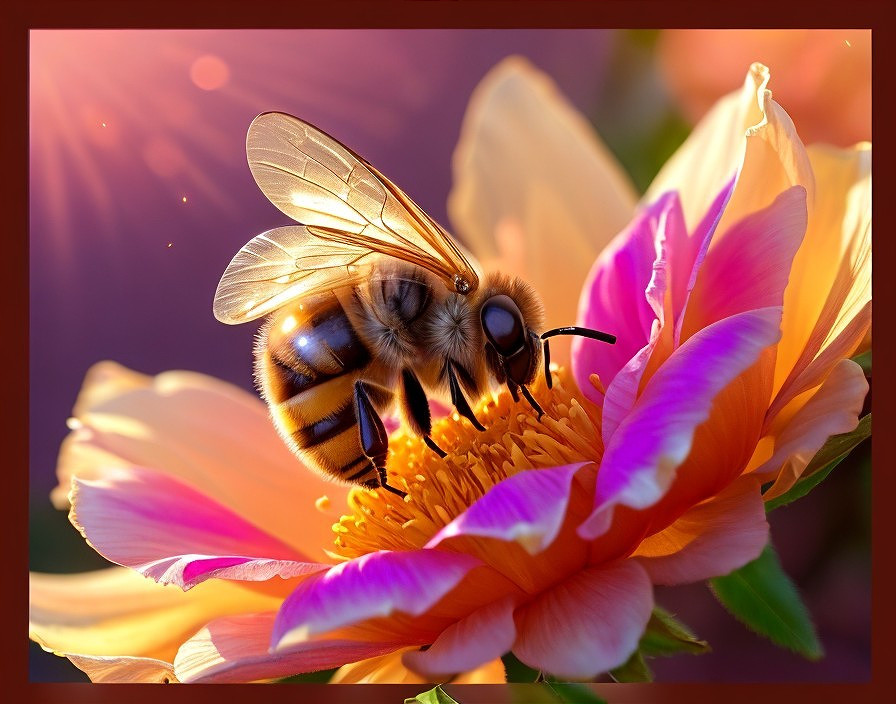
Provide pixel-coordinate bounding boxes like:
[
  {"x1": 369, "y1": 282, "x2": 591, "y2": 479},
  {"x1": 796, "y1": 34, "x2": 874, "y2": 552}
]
[
  {"x1": 399, "y1": 368, "x2": 447, "y2": 458},
  {"x1": 353, "y1": 380, "x2": 406, "y2": 498}
]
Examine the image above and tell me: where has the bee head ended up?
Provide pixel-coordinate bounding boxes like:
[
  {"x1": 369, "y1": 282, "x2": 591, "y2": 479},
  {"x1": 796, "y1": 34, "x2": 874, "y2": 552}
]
[{"x1": 480, "y1": 294, "x2": 538, "y2": 387}]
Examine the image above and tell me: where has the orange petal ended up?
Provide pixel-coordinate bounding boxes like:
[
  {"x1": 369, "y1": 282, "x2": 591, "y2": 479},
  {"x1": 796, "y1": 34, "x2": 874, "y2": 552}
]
[
  {"x1": 30, "y1": 567, "x2": 281, "y2": 662},
  {"x1": 772, "y1": 143, "x2": 871, "y2": 404},
  {"x1": 63, "y1": 654, "x2": 176, "y2": 683},
  {"x1": 633, "y1": 476, "x2": 767, "y2": 584},
  {"x1": 449, "y1": 56, "x2": 637, "y2": 362},
  {"x1": 755, "y1": 359, "x2": 868, "y2": 499},
  {"x1": 331, "y1": 649, "x2": 507, "y2": 684}
]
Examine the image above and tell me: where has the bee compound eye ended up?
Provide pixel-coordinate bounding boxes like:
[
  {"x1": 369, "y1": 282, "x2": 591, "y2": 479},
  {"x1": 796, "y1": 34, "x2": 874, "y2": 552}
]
[{"x1": 480, "y1": 295, "x2": 525, "y2": 356}]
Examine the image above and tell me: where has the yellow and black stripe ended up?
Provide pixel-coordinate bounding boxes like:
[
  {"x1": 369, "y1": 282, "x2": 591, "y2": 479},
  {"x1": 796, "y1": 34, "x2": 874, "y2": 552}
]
[{"x1": 259, "y1": 293, "x2": 381, "y2": 487}]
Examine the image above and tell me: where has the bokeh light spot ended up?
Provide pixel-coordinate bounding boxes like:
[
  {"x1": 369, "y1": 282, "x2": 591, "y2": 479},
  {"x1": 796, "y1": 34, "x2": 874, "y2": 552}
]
[{"x1": 190, "y1": 54, "x2": 230, "y2": 91}]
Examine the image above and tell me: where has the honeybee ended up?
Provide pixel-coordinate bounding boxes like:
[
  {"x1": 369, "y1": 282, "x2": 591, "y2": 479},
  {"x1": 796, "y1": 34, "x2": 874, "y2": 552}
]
[{"x1": 214, "y1": 112, "x2": 615, "y2": 497}]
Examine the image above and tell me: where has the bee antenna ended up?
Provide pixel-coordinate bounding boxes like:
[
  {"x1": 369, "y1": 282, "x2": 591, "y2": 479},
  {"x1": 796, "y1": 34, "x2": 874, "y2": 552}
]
[
  {"x1": 539, "y1": 326, "x2": 616, "y2": 390},
  {"x1": 540, "y1": 326, "x2": 616, "y2": 344}
]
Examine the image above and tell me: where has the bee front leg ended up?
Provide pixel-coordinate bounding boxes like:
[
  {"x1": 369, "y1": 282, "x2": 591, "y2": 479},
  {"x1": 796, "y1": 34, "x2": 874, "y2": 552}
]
[
  {"x1": 353, "y1": 381, "x2": 406, "y2": 498},
  {"x1": 446, "y1": 360, "x2": 486, "y2": 431},
  {"x1": 399, "y1": 368, "x2": 447, "y2": 459}
]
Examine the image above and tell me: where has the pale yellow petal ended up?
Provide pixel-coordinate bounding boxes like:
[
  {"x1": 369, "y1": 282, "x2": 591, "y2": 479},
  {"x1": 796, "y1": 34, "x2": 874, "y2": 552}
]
[
  {"x1": 647, "y1": 63, "x2": 814, "y2": 237},
  {"x1": 71, "y1": 361, "x2": 152, "y2": 417},
  {"x1": 53, "y1": 362, "x2": 349, "y2": 560},
  {"x1": 773, "y1": 143, "x2": 871, "y2": 400},
  {"x1": 64, "y1": 654, "x2": 177, "y2": 683},
  {"x1": 646, "y1": 63, "x2": 765, "y2": 226},
  {"x1": 30, "y1": 567, "x2": 281, "y2": 662},
  {"x1": 449, "y1": 56, "x2": 638, "y2": 361}
]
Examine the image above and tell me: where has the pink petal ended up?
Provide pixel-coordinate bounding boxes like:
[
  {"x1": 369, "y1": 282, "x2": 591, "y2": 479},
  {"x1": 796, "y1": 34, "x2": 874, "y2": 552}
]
[
  {"x1": 633, "y1": 476, "x2": 768, "y2": 584},
  {"x1": 272, "y1": 550, "x2": 480, "y2": 651},
  {"x1": 57, "y1": 362, "x2": 349, "y2": 561},
  {"x1": 579, "y1": 307, "x2": 783, "y2": 540},
  {"x1": 513, "y1": 560, "x2": 652, "y2": 679},
  {"x1": 578, "y1": 179, "x2": 734, "y2": 437},
  {"x1": 671, "y1": 175, "x2": 736, "y2": 346},
  {"x1": 174, "y1": 612, "x2": 402, "y2": 683},
  {"x1": 599, "y1": 198, "x2": 680, "y2": 442},
  {"x1": 680, "y1": 186, "x2": 808, "y2": 339},
  {"x1": 573, "y1": 192, "x2": 679, "y2": 404},
  {"x1": 70, "y1": 466, "x2": 325, "y2": 589},
  {"x1": 755, "y1": 358, "x2": 868, "y2": 499},
  {"x1": 425, "y1": 463, "x2": 592, "y2": 555},
  {"x1": 402, "y1": 596, "x2": 516, "y2": 678}
]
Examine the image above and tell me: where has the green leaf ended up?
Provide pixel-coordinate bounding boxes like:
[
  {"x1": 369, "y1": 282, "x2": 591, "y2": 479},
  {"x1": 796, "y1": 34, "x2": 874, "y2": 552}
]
[
  {"x1": 766, "y1": 413, "x2": 871, "y2": 511},
  {"x1": 540, "y1": 682, "x2": 608, "y2": 704},
  {"x1": 639, "y1": 606, "x2": 710, "y2": 657},
  {"x1": 709, "y1": 544, "x2": 822, "y2": 659},
  {"x1": 274, "y1": 667, "x2": 336, "y2": 682},
  {"x1": 405, "y1": 684, "x2": 460, "y2": 704},
  {"x1": 851, "y1": 348, "x2": 871, "y2": 374},
  {"x1": 608, "y1": 649, "x2": 653, "y2": 682},
  {"x1": 501, "y1": 652, "x2": 540, "y2": 683}
]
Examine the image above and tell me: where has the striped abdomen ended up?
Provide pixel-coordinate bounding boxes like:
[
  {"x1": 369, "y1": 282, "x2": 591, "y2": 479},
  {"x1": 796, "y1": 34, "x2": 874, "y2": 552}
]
[{"x1": 255, "y1": 291, "x2": 385, "y2": 487}]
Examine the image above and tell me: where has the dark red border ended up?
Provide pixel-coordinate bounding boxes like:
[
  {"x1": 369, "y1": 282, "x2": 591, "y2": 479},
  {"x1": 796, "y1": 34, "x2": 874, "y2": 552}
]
[{"x1": 7, "y1": 1, "x2": 894, "y2": 703}]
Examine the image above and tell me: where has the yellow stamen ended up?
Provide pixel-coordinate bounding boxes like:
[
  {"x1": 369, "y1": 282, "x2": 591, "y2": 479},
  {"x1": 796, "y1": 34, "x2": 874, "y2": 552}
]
[{"x1": 331, "y1": 367, "x2": 603, "y2": 559}]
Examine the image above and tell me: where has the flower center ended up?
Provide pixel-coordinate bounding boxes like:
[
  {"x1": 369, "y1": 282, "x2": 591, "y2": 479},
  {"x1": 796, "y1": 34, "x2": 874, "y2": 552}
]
[{"x1": 329, "y1": 367, "x2": 604, "y2": 560}]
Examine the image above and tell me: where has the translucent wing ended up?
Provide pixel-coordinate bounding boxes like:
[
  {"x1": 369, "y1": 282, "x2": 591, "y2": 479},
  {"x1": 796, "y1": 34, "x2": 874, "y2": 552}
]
[
  {"x1": 245, "y1": 111, "x2": 480, "y2": 295},
  {"x1": 213, "y1": 225, "x2": 375, "y2": 324}
]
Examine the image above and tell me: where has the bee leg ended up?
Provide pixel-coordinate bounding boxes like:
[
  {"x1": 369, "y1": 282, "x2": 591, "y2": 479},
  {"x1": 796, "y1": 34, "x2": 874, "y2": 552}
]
[
  {"x1": 542, "y1": 337, "x2": 553, "y2": 389},
  {"x1": 519, "y1": 384, "x2": 544, "y2": 419},
  {"x1": 354, "y1": 380, "x2": 406, "y2": 498},
  {"x1": 447, "y1": 361, "x2": 486, "y2": 431},
  {"x1": 400, "y1": 368, "x2": 447, "y2": 459}
]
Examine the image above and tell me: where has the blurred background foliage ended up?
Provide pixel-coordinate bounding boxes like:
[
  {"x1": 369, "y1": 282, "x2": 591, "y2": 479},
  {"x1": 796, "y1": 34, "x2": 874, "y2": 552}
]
[{"x1": 29, "y1": 29, "x2": 870, "y2": 682}]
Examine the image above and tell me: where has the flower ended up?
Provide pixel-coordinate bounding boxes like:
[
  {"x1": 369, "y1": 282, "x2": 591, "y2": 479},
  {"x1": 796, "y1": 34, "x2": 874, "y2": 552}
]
[
  {"x1": 657, "y1": 30, "x2": 871, "y2": 147},
  {"x1": 30, "y1": 57, "x2": 869, "y2": 683}
]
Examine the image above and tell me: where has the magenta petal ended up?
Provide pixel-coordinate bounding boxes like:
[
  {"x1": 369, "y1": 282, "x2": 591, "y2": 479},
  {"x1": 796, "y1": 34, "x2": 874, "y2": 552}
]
[
  {"x1": 402, "y1": 596, "x2": 516, "y2": 677},
  {"x1": 272, "y1": 550, "x2": 480, "y2": 651},
  {"x1": 425, "y1": 463, "x2": 591, "y2": 554},
  {"x1": 573, "y1": 192, "x2": 679, "y2": 403},
  {"x1": 69, "y1": 467, "x2": 324, "y2": 589},
  {"x1": 513, "y1": 560, "x2": 653, "y2": 679},
  {"x1": 175, "y1": 612, "x2": 402, "y2": 683},
  {"x1": 579, "y1": 307, "x2": 783, "y2": 540}
]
